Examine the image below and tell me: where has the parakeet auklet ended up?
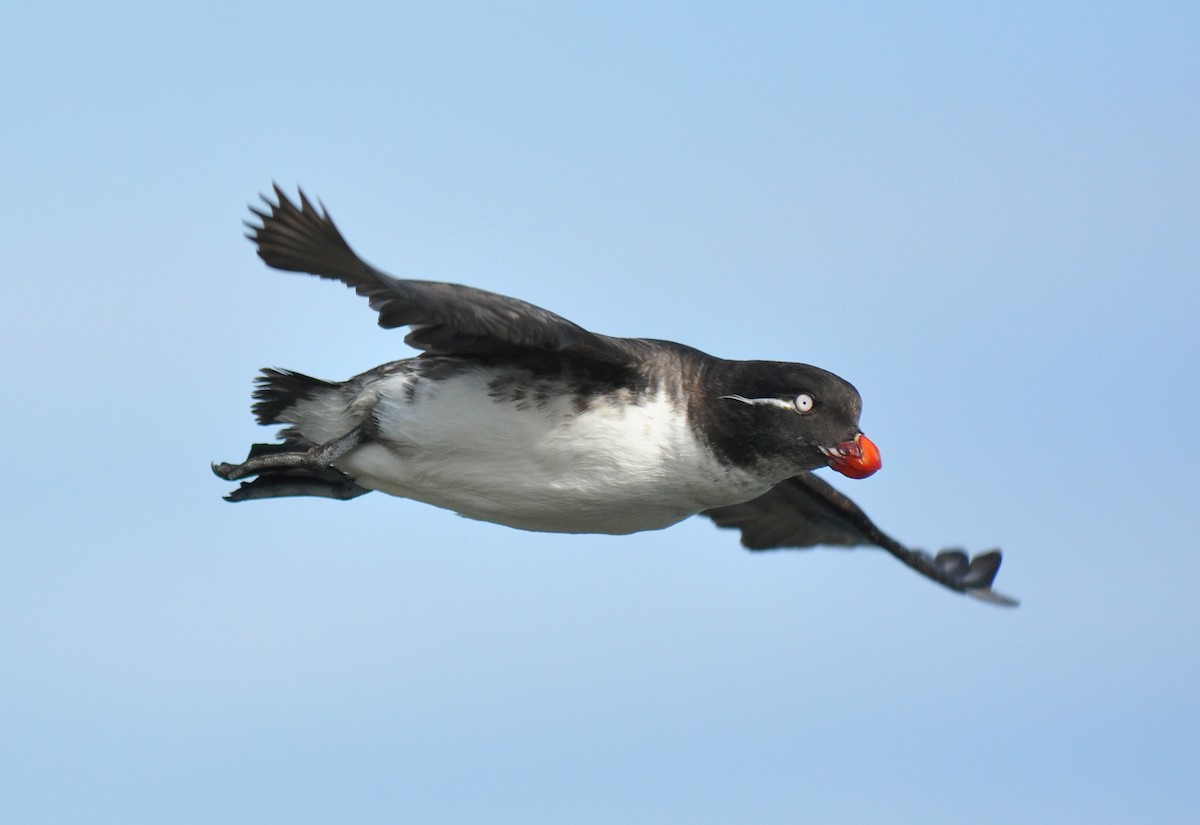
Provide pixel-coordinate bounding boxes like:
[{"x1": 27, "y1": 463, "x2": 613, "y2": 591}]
[{"x1": 214, "y1": 186, "x2": 1015, "y2": 605}]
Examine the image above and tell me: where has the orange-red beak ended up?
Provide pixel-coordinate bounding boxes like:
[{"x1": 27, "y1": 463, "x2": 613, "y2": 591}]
[{"x1": 822, "y1": 432, "x2": 882, "y2": 479}]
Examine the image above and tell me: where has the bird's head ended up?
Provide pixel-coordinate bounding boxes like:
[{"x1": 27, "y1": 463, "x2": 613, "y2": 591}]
[{"x1": 705, "y1": 360, "x2": 881, "y2": 480}]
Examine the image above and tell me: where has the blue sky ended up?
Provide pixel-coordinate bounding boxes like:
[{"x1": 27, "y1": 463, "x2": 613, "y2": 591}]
[{"x1": 3, "y1": 2, "x2": 1197, "y2": 822}]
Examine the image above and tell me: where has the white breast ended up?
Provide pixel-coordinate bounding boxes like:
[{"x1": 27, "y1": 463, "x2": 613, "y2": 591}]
[{"x1": 311, "y1": 365, "x2": 769, "y2": 534}]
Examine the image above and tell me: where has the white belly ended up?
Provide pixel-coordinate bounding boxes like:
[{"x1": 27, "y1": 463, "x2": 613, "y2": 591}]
[{"x1": 312, "y1": 367, "x2": 768, "y2": 534}]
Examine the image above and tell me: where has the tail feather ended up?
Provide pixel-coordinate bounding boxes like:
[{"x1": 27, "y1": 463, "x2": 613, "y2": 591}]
[{"x1": 252, "y1": 368, "x2": 339, "y2": 425}]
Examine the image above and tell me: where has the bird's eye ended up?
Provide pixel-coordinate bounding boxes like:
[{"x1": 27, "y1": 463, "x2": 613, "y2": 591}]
[{"x1": 793, "y1": 393, "x2": 815, "y2": 413}]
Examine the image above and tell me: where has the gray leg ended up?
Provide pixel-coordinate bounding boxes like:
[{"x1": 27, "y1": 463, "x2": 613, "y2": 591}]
[{"x1": 212, "y1": 425, "x2": 367, "y2": 481}]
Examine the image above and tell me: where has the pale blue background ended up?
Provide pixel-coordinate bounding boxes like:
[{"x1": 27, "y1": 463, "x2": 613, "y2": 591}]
[{"x1": 3, "y1": 2, "x2": 1197, "y2": 823}]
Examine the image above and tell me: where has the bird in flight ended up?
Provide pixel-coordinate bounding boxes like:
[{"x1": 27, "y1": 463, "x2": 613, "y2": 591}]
[{"x1": 214, "y1": 186, "x2": 1015, "y2": 605}]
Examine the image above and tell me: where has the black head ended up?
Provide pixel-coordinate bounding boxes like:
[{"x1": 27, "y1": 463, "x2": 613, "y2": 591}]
[{"x1": 697, "y1": 359, "x2": 877, "y2": 479}]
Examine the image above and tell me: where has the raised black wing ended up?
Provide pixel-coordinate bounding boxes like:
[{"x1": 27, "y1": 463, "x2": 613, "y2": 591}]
[
  {"x1": 246, "y1": 185, "x2": 643, "y2": 364},
  {"x1": 703, "y1": 473, "x2": 1017, "y2": 606}
]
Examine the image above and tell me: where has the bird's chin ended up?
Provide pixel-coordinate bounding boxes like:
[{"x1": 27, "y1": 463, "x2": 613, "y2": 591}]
[{"x1": 819, "y1": 433, "x2": 882, "y2": 479}]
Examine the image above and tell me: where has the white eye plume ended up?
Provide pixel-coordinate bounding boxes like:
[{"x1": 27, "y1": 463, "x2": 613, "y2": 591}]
[{"x1": 720, "y1": 393, "x2": 816, "y2": 414}]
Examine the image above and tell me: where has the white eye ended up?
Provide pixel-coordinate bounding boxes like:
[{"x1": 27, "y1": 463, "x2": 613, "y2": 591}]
[{"x1": 793, "y1": 393, "x2": 815, "y2": 413}]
